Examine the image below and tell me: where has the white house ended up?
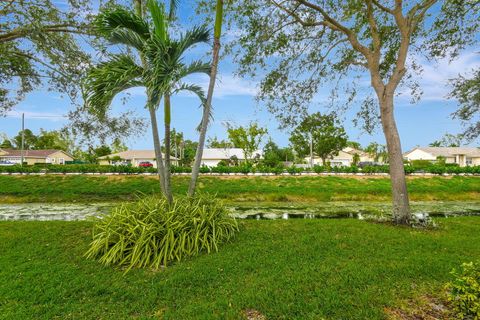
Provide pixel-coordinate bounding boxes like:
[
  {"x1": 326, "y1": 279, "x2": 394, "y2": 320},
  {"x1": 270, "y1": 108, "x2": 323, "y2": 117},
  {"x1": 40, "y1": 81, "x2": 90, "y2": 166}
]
[
  {"x1": 403, "y1": 147, "x2": 480, "y2": 167},
  {"x1": 305, "y1": 147, "x2": 375, "y2": 167},
  {"x1": 200, "y1": 148, "x2": 263, "y2": 167},
  {"x1": 98, "y1": 150, "x2": 178, "y2": 168}
]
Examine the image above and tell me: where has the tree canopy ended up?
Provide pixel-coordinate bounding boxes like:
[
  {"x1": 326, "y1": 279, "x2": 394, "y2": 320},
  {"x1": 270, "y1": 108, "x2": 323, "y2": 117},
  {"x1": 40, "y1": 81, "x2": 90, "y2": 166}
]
[
  {"x1": 450, "y1": 68, "x2": 480, "y2": 141},
  {"x1": 0, "y1": 0, "x2": 98, "y2": 114},
  {"x1": 289, "y1": 112, "x2": 347, "y2": 164},
  {"x1": 227, "y1": 122, "x2": 267, "y2": 161}
]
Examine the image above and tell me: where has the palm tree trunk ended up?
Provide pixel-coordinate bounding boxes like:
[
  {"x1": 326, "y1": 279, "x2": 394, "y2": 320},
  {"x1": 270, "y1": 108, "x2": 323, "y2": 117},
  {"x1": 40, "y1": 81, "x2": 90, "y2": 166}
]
[
  {"x1": 147, "y1": 104, "x2": 168, "y2": 197},
  {"x1": 163, "y1": 92, "x2": 173, "y2": 204},
  {"x1": 134, "y1": 0, "x2": 168, "y2": 199},
  {"x1": 188, "y1": 0, "x2": 224, "y2": 197}
]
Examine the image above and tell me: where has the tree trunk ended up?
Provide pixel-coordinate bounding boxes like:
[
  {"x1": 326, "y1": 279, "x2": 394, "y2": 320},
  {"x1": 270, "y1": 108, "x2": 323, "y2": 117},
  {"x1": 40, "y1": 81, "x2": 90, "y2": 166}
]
[
  {"x1": 379, "y1": 95, "x2": 411, "y2": 224},
  {"x1": 148, "y1": 105, "x2": 167, "y2": 197},
  {"x1": 188, "y1": 0, "x2": 224, "y2": 197},
  {"x1": 163, "y1": 93, "x2": 173, "y2": 204}
]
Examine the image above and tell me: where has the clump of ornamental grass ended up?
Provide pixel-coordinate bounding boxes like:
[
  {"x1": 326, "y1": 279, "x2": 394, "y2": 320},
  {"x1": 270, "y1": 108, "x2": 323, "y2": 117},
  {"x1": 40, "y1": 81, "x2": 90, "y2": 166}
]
[{"x1": 85, "y1": 194, "x2": 239, "y2": 271}]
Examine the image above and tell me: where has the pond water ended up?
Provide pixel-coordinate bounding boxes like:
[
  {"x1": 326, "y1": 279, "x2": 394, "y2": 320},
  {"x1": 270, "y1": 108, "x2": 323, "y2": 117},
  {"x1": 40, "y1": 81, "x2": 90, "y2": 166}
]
[{"x1": 1, "y1": 201, "x2": 480, "y2": 221}]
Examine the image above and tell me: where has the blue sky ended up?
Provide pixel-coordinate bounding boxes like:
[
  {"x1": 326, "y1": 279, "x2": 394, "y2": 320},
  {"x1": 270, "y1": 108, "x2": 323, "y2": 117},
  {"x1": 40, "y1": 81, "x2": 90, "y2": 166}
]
[{"x1": 1, "y1": 1, "x2": 479, "y2": 151}]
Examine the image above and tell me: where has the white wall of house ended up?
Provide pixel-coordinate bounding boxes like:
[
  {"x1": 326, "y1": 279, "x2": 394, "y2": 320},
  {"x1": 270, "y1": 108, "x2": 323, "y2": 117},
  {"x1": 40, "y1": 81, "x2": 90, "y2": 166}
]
[
  {"x1": 201, "y1": 159, "x2": 223, "y2": 167},
  {"x1": 404, "y1": 149, "x2": 437, "y2": 161}
]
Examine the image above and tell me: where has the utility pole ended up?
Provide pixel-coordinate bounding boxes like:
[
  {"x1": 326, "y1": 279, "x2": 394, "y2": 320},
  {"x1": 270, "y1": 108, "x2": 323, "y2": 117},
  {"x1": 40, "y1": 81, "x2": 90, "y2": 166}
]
[{"x1": 20, "y1": 113, "x2": 25, "y2": 167}]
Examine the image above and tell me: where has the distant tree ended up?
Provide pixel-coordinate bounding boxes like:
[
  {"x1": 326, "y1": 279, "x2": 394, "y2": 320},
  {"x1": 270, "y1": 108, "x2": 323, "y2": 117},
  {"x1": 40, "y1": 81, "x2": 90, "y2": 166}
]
[
  {"x1": 35, "y1": 129, "x2": 73, "y2": 151},
  {"x1": 0, "y1": 133, "x2": 13, "y2": 149},
  {"x1": 0, "y1": 139, "x2": 13, "y2": 149},
  {"x1": 263, "y1": 139, "x2": 282, "y2": 167},
  {"x1": 207, "y1": 136, "x2": 233, "y2": 148},
  {"x1": 365, "y1": 142, "x2": 388, "y2": 163},
  {"x1": 227, "y1": 122, "x2": 267, "y2": 162},
  {"x1": 290, "y1": 113, "x2": 347, "y2": 165},
  {"x1": 180, "y1": 140, "x2": 199, "y2": 167},
  {"x1": 12, "y1": 129, "x2": 37, "y2": 150},
  {"x1": 449, "y1": 68, "x2": 480, "y2": 140},
  {"x1": 429, "y1": 133, "x2": 463, "y2": 148},
  {"x1": 263, "y1": 139, "x2": 294, "y2": 167},
  {"x1": 111, "y1": 138, "x2": 128, "y2": 153},
  {"x1": 346, "y1": 141, "x2": 362, "y2": 150},
  {"x1": 352, "y1": 153, "x2": 360, "y2": 166}
]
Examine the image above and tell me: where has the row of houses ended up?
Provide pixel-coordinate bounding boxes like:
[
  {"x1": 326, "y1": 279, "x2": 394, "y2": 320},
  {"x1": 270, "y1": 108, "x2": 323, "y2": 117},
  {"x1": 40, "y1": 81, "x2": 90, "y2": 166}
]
[
  {"x1": 1, "y1": 146, "x2": 480, "y2": 167},
  {"x1": 97, "y1": 146, "x2": 480, "y2": 167},
  {"x1": 97, "y1": 148, "x2": 262, "y2": 167}
]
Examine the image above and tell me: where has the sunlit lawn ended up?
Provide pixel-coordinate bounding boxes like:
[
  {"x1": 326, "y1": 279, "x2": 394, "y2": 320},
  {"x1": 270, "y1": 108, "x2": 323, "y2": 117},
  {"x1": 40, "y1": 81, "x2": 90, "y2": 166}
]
[{"x1": 1, "y1": 217, "x2": 479, "y2": 319}]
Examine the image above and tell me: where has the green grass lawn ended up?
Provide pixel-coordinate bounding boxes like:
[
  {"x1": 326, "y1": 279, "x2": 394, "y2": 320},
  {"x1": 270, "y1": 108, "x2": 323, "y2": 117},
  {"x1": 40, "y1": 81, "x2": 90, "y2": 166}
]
[
  {"x1": 1, "y1": 218, "x2": 480, "y2": 319},
  {"x1": 0, "y1": 175, "x2": 479, "y2": 203}
]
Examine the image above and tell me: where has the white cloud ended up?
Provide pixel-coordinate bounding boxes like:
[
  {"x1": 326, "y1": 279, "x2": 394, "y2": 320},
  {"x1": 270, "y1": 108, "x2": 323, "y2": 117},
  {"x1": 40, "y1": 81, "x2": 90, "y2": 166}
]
[
  {"x1": 6, "y1": 110, "x2": 67, "y2": 122},
  {"x1": 399, "y1": 50, "x2": 480, "y2": 102}
]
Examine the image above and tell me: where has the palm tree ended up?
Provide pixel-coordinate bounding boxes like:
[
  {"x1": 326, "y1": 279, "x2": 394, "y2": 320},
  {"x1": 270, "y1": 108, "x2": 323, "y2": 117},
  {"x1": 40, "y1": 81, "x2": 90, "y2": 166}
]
[
  {"x1": 84, "y1": 0, "x2": 209, "y2": 203},
  {"x1": 188, "y1": 0, "x2": 224, "y2": 197}
]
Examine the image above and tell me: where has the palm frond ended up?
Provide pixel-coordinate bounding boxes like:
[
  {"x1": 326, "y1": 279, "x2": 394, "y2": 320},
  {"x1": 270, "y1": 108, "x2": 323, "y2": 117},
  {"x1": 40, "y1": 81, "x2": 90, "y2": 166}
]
[
  {"x1": 176, "y1": 60, "x2": 211, "y2": 79},
  {"x1": 109, "y1": 28, "x2": 146, "y2": 51},
  {"x1": 168, "y1": 0, "x2": 179, "y2": 20},
  {"x1": 171, "y1": 26, "x2": 210, "y2": 59},
  {"x1": 95, "y1": 7, "x2": 150, "y2": 40},
  {"x1": 84, "y1": 54, "x2": 144, "y2": 118},
  {"x1": 172, "y1": 82, "x2": 211, "y2": 131},
  {"x1": 147, "y1": 0, "x2": 167, "y2": 41},
  {"x1": 172, "y1": 83, "x2": 207, "y2": 105}
]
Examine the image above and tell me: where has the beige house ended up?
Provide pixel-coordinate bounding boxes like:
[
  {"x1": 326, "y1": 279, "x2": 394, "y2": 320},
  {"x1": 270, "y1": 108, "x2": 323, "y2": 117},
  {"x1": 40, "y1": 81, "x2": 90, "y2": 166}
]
[
  {"x1": 403, "y1": 147, "x2": 480, "y2": 167},
  {"x1": 0, "y1": 149, "x2": 74, "y2": 165},
  {"x1": 98, "y1": 150, "x2": 178, "y2": 168},
  {"x1": 306, "y1": 147, "x2": 375, "y2": 166},
  {"x1": 201, "y1": 148, "x2": 262, "y2": 167}
]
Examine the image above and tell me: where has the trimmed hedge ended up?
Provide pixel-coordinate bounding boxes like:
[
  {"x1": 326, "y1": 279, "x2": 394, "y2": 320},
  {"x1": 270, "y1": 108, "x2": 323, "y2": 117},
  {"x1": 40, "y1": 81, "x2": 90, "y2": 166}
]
[{"x1": 1, "y1": 163, "x2": 480, "y2": 175}]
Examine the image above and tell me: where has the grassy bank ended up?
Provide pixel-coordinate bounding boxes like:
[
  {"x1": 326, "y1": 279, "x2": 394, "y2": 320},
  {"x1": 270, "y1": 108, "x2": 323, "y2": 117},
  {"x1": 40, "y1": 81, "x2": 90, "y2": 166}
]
[
  {"x1": 1, "y1": 218, "x2": 479, "y2": 319},
  {"x1": 0, "y1": 175, "x2": 479, "y2": 203}
]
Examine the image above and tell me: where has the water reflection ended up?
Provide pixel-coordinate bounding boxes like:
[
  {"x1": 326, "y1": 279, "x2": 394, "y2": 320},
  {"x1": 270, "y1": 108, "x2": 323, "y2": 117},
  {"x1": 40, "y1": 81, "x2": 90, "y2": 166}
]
[{"x1": 1, "y1": 202, "x2": 480, "y2": 221}]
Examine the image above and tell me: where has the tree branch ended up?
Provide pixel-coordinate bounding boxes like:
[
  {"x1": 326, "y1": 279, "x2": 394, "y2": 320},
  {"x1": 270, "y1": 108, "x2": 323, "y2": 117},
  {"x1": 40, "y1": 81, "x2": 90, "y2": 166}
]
[
  {"x1": 371, "y1": 0, "x2": 395, "y2": 14},
  {"x1": 270, "y1": 0, "x2": 325, "y2": 27},
  {"x1": 0, "y1": 23, "x2": 91, "y2": 43},
  {"x1": 293, "y1": 0, "x2": 372, "y2": 59}
]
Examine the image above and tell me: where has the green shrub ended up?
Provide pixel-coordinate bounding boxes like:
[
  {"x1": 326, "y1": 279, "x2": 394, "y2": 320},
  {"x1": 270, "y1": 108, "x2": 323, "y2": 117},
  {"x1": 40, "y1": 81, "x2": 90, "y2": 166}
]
[
  {"x1": 445, "y1": 261, "x2": 480, "y2": 319},
  {"x1": 85, "y1": 195, "x2": 239, "y2": 271},
  {"x1": 199, "y1": 165, "x2": 210, "y2": 173},
  {"x1": 411, "y1": 159, "x2": 434, "y2": 169},
  {"x1": 287, "y1": 165, "x2": 303, "y2": 175}
]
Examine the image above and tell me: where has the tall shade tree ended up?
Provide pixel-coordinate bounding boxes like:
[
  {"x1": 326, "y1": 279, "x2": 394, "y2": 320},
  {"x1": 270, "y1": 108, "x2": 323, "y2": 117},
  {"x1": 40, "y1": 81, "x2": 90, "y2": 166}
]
[
  {"x1": 84, "y1": 0, "x2": 209, "y2": 203},
  {"x1": 289, "y1": 112, "x2": 347, "y2": 165},
  {"x1": 217, "y1": 0, "x2": 479, "y2": 225},
  {"x1": 189, "y1": 0, "x2": 224, "y2": 197}
]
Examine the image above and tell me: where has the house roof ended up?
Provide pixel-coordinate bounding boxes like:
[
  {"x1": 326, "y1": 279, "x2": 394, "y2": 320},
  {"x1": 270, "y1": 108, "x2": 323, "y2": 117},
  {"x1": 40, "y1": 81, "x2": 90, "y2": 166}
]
[
  {"x1": 405, "y1": 147, "x2": 480, "y2": 158},
  {"x1": 0, "y1": 149, "x2": 71, "y2": 158},
  {"x1": 343, "y1": 147, "x2": 369, "y2": 156},
  {"x1": 98, "y1": 150, "x2": 177, "y2": 160},
  {"x1": 201, "y1": 148, "x2": 262, "y2": 160}
]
